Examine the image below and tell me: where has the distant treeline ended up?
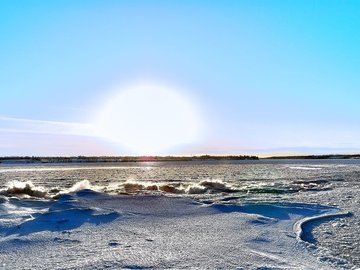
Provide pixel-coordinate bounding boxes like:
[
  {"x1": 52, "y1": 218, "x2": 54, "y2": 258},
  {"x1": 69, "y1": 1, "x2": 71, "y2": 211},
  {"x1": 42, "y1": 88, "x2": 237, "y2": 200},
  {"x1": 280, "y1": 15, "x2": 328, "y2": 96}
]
[
  {"x1": 266, "y1": 154, "x2": 360, "y2": 159},
  {"x1": 0, "y1": 155, "x2": 259, "y2": 164}
]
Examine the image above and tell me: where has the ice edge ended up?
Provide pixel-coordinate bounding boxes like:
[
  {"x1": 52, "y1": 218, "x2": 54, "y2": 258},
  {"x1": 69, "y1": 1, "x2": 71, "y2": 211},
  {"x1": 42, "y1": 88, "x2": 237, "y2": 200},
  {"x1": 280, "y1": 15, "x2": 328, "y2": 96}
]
[{"x1": 294, "y1": 210, "x2": 353, "y2": 243}]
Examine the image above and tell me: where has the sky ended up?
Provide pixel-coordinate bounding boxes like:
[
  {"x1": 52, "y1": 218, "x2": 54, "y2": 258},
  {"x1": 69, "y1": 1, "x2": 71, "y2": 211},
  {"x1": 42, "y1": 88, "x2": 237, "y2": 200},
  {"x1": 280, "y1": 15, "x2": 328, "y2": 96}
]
[{"x1": 1, "y1": 0, "x2": 360, "y2": 156}]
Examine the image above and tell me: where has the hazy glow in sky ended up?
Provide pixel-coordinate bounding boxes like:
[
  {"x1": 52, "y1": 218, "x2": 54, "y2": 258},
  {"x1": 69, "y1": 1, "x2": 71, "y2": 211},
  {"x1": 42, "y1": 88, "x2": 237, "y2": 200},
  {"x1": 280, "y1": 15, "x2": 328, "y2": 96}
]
[
  {"x1": 0, "y1": 0, "x2": 360, "y2": 156},
  {"x1": 94, "y1": 83, "x2": 202, "y2": 154}
]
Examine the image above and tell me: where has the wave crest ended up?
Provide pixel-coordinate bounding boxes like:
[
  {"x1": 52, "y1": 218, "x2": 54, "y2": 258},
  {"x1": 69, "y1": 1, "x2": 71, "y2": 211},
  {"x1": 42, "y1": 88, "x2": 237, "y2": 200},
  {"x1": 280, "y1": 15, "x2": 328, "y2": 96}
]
[
  {"x1": 0, "y1": 180, "x2": 93, "y2": 199},
  {"x1": 0, "y1": 179, "x2": 236, "y2": 198},
  {"x1": 123, "y1": 181, "x2": 183, "y2": 194},
  {"x1": 0, "y1": 181, "x2": 47, "y2": 198},
  {"x1": 123, "y1": 179, "x2": 235, "y2": 194},
  {"x1": 66, "y1": 180, "x2": 91, "y2": 193},
  {"x1": 185, "y1": 180, "x2": 233, "y2": 194}
]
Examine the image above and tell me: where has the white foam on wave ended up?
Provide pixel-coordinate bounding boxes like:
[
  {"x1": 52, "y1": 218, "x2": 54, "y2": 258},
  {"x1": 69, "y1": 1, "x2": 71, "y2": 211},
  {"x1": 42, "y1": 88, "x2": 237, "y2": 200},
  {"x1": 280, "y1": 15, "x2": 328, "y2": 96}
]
[
  {"x1": 0, "y1": 180, "x2": 98, "y2": 199},
  {"x1": 122, "y1": 179, "x2": 235, "y2": 194},
  {"x1": 65, "y1": 180, "x2": 92, "y2": 193},
  {"x1": 0, "y1": 177, "x2": 236, "y2": 199},
  {"x1": 123, "y1": 181, "x2": 181, "y2": 194},
  {"x1": 185, "y1": 179, "x2": 234, "y2": 194},
  {"x1": 0, "y1": 181, "x2": 47, "y2": 198}
]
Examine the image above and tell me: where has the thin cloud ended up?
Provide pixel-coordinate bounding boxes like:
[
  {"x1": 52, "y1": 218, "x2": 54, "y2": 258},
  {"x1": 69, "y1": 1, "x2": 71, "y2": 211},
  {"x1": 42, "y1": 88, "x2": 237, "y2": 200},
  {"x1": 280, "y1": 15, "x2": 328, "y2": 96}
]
[{"x1": 0, "y1": 116, "x2": 95, "y2": 137}]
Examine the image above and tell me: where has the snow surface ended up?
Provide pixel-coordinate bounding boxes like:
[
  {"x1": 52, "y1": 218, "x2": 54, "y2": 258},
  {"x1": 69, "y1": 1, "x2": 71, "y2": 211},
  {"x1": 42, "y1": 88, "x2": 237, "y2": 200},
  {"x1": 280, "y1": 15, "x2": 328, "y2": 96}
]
[{"x1": 0, "y1": 190, "x2": 347, "y2": 270}]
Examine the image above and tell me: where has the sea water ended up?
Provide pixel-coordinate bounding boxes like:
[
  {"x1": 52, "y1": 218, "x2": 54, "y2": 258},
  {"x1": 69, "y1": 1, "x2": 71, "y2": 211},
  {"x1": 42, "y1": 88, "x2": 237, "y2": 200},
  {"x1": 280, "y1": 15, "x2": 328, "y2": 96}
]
[{"x1": 0, "y1": 159, "x2": 359, "y2": 269}]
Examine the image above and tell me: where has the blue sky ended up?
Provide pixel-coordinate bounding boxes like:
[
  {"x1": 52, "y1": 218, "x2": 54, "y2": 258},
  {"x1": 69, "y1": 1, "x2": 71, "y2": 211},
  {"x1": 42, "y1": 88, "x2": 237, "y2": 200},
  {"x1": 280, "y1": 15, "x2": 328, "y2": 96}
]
[{"x1": 1, "y1": 0, "x2": 360, "y2": 156}]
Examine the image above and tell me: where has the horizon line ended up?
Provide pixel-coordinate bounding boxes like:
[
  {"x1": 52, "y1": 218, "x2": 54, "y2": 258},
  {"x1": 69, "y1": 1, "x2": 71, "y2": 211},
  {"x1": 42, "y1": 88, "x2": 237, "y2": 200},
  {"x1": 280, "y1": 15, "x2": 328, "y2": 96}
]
[{"x1": 1, "y1": 153, "x2": 360, "y2": 159}]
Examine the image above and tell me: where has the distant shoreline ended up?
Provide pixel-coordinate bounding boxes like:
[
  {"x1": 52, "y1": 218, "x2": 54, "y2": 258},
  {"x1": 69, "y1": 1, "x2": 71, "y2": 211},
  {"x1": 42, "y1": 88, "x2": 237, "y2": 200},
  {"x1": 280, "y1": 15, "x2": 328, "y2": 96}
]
[
  {"x1": 262, "y1": 154, "x2": 360, "y2": 160},
  {"x1": 1, "y1": 154, "x2": 360, "y2": 164},
  {"x1": 0, "y1": 155, "x2": 258, "y2": 164}
]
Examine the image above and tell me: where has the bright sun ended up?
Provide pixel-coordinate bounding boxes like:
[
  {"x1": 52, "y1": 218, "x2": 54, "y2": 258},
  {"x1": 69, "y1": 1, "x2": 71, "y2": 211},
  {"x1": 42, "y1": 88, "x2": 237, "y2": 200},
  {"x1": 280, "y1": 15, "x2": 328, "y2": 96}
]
[{"x1": 94, "y1": 83, "x2": 202, "y2": 154}]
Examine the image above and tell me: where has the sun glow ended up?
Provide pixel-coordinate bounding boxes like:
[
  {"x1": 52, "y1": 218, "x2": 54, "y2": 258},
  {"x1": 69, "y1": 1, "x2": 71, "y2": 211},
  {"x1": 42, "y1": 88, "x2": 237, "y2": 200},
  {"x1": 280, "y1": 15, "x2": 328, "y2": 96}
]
[{"x1": 94, "y1": 83, "x2": 202, "y2": 154}]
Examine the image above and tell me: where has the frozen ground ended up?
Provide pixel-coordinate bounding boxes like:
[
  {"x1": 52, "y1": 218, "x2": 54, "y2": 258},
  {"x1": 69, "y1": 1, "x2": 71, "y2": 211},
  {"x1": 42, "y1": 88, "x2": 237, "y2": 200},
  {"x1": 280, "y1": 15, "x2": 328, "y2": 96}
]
[
  {"x1": 0, "y1": 160, "x2": 359, "y2": 269},
  {"x1": 0, "y1": 190, "x2": 351, "y2": 270}
]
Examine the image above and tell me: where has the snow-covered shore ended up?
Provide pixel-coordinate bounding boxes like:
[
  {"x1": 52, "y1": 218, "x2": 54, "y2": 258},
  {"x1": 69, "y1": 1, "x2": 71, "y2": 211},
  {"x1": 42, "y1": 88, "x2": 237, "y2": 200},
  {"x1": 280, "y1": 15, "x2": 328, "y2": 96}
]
[{"x1": 0, "y1": 190, "x2": 349, "y2": 269}]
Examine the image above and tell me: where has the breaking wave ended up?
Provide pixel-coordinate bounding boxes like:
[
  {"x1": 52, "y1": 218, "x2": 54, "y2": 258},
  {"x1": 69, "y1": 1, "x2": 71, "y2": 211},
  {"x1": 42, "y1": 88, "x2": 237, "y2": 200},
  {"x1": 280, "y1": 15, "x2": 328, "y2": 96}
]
[
  {"x1": 123, "y1": 179, "x2": 235, "y2": 194},
  {"x1": 65, "y1": 180, "x2": 92, "y2": 193},
  {"x1": 185, "y1": 180, "x2": 235, "y2": 194},
  {"x1": 0, "y1": 181, "x2": 47, "y2": 198},
  {"x1": 0, "y1": 180, "x2": 93, "y2": 199},
  {"x1": 0, "y1": 179, "x2": 236, "y2": 199}
]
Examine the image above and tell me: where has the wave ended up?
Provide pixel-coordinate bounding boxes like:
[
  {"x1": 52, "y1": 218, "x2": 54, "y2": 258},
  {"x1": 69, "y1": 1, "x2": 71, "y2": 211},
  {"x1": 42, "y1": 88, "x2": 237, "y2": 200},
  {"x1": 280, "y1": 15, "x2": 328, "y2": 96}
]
[
  {"x1": 0, "y1": 177, "x2": 334, "y2": 200},
  {"x1": 0, "y1": 179, "x2": 236, "y2": 199},
  {"x1": 185, "y1": 180, "x2": 235, "y2": 194},
  {"x1": 0, "y1": 180, "x2": 94, "y2": 199},
  {"x1": 65, "y1": 179, "x2": 92, "y2": 193},
  {"x1": 0, "y1": 181, "x2": 47, "y2": 198},
  {"x1": 123, "y1": 179, "x2": 235, "y2": 194}
]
